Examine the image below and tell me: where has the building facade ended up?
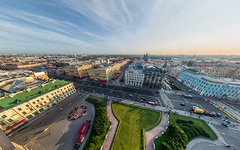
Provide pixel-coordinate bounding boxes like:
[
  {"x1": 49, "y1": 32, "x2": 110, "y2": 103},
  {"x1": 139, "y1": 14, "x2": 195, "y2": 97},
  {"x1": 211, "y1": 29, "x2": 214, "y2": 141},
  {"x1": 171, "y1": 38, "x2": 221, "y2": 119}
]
[
  {"x1": 125, "y1": 62, "x2": 163, "y2": 88},
  {"x1": 197, "y1": 66, "x2": 240, "y2": 79},
  {"x1": 0, "y1": 80, "x2": 76, "y2": 133},
  {"x1": 63, "y1": 63, "x2": 93, "y2": 78},
  {"x1": 125, "y1": 62, "x2": 145, "y2": 87},
  {"x1": 143, "y1": 64, "x2": 162, "y2": 88},
  {"x1": 88, "y1": 60, "x2": 129, "y2": 82},
  {"x1": 177, "y1": 69, "x2": 240, "y2": 101}
]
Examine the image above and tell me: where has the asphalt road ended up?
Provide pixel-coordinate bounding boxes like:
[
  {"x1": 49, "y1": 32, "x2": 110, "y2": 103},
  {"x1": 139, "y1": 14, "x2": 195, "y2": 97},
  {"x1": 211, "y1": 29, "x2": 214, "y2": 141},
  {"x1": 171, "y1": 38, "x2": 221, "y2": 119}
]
[
  {"x1": 191, "y1": 124, "x2": 240, "y2": 150},
  {"x1": 214, "y1": 124, "x2": 240, "y2": 150},
  {"x1": 76, "y1": 81, "x2": 163, "y2": 105},
  {"x1": 10, "y1": 92, "x2": 94, "y2": 150}
]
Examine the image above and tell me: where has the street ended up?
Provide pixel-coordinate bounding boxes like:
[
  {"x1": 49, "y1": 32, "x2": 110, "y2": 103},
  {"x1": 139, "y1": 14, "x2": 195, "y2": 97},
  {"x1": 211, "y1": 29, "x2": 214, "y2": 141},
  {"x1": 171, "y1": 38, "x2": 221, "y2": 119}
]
[{"x1": 10, "y1": 91, "x2": 95, "y2": 150}]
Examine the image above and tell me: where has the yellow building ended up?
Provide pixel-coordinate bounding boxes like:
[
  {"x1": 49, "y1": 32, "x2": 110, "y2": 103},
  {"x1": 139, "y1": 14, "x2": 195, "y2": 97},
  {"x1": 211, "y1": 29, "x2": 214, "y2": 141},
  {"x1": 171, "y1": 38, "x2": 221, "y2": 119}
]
[
  {"x1": 3, "y1": 62, "x2": 46, "y2": 70},
  {"x1": 0, "y1": 80, "x2": 76, "y2": 133},
  {"x1": 88, "y1": 60, "x2": 129, "y2": 82},
  {"x1": 63, "y1": 63, "x2": 92, "y2": 78}
]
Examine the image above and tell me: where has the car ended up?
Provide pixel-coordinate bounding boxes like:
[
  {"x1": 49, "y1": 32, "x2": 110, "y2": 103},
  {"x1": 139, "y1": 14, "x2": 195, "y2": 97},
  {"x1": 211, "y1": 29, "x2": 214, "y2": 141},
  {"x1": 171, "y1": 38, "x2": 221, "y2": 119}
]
[
  {"x1": 180, "y1": 103, "x2": 186, "y2": 106},
  {"x1": 216, "y1": 113, "x2": 222, "y2": 118},
  {"x1": 182, "y1": 94, "x2": 193, "y2": 98}
]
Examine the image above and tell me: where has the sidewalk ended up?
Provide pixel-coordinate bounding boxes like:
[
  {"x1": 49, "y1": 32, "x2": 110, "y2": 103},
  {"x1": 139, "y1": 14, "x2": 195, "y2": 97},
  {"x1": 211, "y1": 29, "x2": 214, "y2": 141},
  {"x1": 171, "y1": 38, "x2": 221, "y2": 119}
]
[
  {"x1": 145, "y1": 112, "x2": 169, "y2": 150},
  {"x1": 101, "y1": 100, "x2": 119, "y2": 150},
  {"x1": 186, "y1": 122, "x2": 228, "y2": 150},
  {"x1": 159, "y1": 89, "x2": 174, "y2": 108}
]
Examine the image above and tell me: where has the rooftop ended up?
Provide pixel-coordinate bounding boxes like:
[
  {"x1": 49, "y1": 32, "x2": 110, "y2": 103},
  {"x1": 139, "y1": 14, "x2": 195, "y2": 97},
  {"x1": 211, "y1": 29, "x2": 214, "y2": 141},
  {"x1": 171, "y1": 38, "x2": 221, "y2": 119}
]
[
  {"x1": 184, "y1": 69, "x2": 240, "y2": 86},
  {"x1": 0, "y1": 79, "x2": 69, "y2": 110}
]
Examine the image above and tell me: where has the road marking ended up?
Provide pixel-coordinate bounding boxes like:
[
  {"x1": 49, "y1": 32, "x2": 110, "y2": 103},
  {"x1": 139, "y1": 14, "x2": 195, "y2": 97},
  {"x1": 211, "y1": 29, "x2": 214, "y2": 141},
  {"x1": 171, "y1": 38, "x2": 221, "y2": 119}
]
[{"x1": 24, "y1": 115, "x2": 64, "y2": 148}]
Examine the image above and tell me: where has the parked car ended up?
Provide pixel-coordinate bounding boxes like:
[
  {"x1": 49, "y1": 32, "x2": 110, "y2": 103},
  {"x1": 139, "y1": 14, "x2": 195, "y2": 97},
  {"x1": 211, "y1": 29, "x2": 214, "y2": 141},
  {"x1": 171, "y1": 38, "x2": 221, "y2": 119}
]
[{"x1": 180, "y1": 103, "x2": 186, "y2": 106}]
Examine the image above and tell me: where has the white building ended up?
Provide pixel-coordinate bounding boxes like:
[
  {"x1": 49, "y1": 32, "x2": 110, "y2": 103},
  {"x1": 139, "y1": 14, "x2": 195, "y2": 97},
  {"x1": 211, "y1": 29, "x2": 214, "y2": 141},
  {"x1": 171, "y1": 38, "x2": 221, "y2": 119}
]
[
  {"x1": 125, "y1": 61, "x2": 163, "y2": 88},
  {"x1": 125, "y1": 62, "x2": 145, "y2": 87}
]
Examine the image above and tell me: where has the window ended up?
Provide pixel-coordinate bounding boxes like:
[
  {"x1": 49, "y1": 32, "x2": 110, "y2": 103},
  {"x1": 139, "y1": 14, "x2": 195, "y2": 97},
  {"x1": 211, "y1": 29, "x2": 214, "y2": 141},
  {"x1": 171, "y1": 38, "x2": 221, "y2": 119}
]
[
  {"x1": 2, "y1": 115, "x2": 7, "y2": 118},
  {"x1": 36, "y1": 105, "x2": 39, "y2": 108},
  {"x1": 26, "y1": 104, "x2": 29, "y2": 107},
  {"x1": 0, "y1": 121, "x2": 7, "y2": 126},
  {"x1": 30, "y1": 108, "x2": 34, "y2": 111},
  {"x1": 22, "y1": 111, "x2": 27, "y2": 115},
  {"x1": 18, "y1": 108, "x2": 22, "y2": 111},
  {"x1": 8, "y1": 118, "x2": 13, "y2": 122},
  {"x1": 33, "y1": 102, "x2": 36, "y2": 104}
]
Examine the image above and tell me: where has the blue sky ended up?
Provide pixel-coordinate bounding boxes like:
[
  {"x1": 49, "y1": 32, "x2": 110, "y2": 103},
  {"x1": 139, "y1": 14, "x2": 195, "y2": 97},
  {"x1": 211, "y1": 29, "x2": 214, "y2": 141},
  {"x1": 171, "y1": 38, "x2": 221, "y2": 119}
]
[{"x1": 0, "y1": 0, "x2": 240, "y2": 55}]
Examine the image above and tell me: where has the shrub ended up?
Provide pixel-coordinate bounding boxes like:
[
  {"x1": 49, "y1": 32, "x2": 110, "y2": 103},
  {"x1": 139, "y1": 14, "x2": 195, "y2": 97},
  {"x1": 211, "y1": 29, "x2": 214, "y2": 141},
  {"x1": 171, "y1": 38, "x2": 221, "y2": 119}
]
[
  {"x1": 158, "y1": 124, "x2": 188, "y2": 150},
  {"x1": 176, "y1": 119, "x2": 194, "y2": 125},
  {"x1": 83, "y1": 97, "x2": 110, "y2": 150}
]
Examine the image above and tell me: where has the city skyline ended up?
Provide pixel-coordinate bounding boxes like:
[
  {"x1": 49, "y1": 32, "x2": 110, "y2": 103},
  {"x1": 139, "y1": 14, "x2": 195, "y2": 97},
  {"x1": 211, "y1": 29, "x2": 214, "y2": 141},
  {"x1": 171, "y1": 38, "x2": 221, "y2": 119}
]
[{"x1": 0, "y1": 0, "x2": 240, "y2": 55}]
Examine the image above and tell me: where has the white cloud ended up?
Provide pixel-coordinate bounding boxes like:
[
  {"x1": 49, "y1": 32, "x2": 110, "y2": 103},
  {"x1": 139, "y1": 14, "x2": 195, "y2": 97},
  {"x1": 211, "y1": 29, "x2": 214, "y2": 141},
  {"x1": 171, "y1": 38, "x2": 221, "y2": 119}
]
[{"x1": 0, "y1": 0, "x2": 240, "y2": 54}]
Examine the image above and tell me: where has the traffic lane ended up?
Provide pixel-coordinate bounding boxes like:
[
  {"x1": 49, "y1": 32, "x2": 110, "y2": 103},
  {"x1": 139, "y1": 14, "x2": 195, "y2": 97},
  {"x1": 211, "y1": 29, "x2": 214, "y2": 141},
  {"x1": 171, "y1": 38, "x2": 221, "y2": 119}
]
[
  {"x1": 77, "y1": 84, "x2": 162, "y2": 104},
  {"x1": 214, "y1": 124, "x2": 240, "y2": 150},
  {"x1": 56, "y1": 76, "x2": 159, "y2": 96},
  {"x1": 191, "y1": 142, "x2": 227, "y2": 150},
  {"x1": 166, "y1": 94, "x2": 224, "y2": 113},
  {"x1": 78, "y1": 81, "x2": 159, "y2": 97},
  {"x1": 28, "y1": 101, "x2": 95, "y2": 150},
  {"x1": 11, "y1": 92, "x2": 87, "y2": 145},
  {"x1": 77, "y1": 84, "x2": 159, "y2": 100}
]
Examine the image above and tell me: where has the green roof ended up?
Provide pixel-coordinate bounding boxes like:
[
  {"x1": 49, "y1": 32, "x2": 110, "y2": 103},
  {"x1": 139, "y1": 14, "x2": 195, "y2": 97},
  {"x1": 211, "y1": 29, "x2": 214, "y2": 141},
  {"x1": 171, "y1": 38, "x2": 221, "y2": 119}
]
[{"x1": 0, "y1": 80, "x2": 70, "y2": 110}]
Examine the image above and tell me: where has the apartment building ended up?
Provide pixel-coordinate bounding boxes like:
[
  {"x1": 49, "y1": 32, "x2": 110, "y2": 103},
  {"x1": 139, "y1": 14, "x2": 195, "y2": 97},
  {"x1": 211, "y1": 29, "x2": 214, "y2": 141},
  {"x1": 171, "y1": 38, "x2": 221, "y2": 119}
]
[
  {"x1": 88, "y1": 59, "x2": 129, "y2": 82},
  {"x1": 63, "y1": 63, "x2": 93, "y2": 78},
  {"x1": 177, "y1": 69, "x2": 240, "y2": 101},
  {"x1": 125, "y1": 62, "x2": 145, "y2": 87},
  {"x1": 125, "y1": 61, "x2": 163, "y2": 88},
  {"x1": 0, "y1": 80, "x2": 76, "y2": 133},
  {"x1": 197, "y1": 66, "x2": 240, "y2": 79},
  {"x1": 1, "y1": 62, "x2": 46, "y2": 70}
]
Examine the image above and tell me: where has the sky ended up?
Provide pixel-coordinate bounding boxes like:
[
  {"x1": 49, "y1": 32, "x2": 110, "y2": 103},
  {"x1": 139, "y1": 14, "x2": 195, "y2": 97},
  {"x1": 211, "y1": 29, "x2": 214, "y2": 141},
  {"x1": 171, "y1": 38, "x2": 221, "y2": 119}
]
[{"x1": 0, "y1": 0, "x2": 240, "y2": 55}]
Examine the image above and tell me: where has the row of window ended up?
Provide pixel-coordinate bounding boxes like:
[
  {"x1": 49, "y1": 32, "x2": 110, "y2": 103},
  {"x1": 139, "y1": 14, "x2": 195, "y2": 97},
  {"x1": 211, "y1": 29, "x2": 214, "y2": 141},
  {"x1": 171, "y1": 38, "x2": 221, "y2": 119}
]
[
  {"x1": 179, "y1": 72, "x2": 240, "y2": 98},
  {"x1": 0, "y1": 87, "x2": 76, "y2": 125}
]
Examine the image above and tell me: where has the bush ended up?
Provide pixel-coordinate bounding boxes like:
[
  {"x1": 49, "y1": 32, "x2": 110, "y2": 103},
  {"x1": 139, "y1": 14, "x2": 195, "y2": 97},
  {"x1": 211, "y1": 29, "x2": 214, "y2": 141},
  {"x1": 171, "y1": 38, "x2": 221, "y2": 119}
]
[
  {"x1": 157, "y1": 124, "x2": 188, "y2": 150},
  {"x1": 83, "y1": 97, "x2": 110, "y2": 150},
  {"x1": 176, "y1": 119, "x2": 194, "y2": 124}
]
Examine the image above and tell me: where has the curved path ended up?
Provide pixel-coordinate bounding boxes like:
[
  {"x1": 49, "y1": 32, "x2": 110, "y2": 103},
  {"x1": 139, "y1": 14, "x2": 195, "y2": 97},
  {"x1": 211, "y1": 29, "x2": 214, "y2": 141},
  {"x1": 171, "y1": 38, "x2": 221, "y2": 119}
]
[
  {"x1": 145, "y1": 112, "x2": 169, "y2": 150},
  {"x1": 102, "y1": 100, "x2": 119, "y2": 150},
  {"x1": 186, "y1": 123, "x2": 227, "y2": 150}
]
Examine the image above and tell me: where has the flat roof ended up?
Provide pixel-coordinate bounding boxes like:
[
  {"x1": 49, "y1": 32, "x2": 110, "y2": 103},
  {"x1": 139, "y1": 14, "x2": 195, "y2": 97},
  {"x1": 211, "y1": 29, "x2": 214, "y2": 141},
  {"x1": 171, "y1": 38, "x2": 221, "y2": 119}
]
[{"x1": 0, "y1": 79, "x2": 69, "y2": 110}]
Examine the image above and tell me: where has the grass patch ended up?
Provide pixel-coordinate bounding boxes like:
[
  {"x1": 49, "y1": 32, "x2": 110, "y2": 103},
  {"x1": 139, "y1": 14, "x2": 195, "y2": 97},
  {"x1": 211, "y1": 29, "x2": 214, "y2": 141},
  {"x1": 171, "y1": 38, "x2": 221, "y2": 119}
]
[
  {"x1": 112, "y1": 102, "x2": 161, "y2": 150},
  {"x1": 154, "y1": 114, "x2": 217, "y2": 150},
  {"x1": 0, "y1": 80, "x2": 69, "y2": 109},
  {"x1": 83, "y1": 96, "x2": 111, "y2": 150}
]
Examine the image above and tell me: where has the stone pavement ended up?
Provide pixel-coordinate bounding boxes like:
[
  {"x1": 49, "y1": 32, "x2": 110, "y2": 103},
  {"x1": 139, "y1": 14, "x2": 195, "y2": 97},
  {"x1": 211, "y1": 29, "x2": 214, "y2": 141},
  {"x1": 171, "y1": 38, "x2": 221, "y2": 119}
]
[
  {"x1": 159, "y1": 89, "x2": 174, "y2": 108},
  {"x1": 101, "y1": 100, "x2": 119, "y2": 150},
  {"x1": 145, "y1": 112, "x2": 169, "y2": 150},
  {"x1": 186, "y1": 121, "x2": 228, "y2": 150}
]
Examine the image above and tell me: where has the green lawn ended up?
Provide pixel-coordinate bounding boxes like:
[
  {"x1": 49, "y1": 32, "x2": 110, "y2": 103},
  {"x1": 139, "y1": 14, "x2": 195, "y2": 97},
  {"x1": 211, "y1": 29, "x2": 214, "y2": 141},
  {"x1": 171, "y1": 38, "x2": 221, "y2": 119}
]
[
  {"x1": 154, "y1": 114, "x2": 217, "y2": 150},
  {"x1": 0, "y1": 80, "x2": 69, "y2": 109},
  {"x1": 112, "y1": 102, "x2": 161, "y2": 150},
  {"x1": 84, "y1": 96, "x2": 110, "y2": 150}
]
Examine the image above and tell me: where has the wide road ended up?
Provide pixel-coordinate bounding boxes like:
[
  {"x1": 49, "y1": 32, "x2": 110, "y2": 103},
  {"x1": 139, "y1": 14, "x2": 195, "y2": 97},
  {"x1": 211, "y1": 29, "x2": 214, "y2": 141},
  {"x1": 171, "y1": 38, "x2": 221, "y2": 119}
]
[
  {"x1": 76, "y1": 80, "x2": 164, "y2": 105},
  {"x1": 52, "y1": 75, "x2": 165, "y2": 105},
  {"x1": 10, "y1": 91, "x2": 94, "y2": 150}
]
